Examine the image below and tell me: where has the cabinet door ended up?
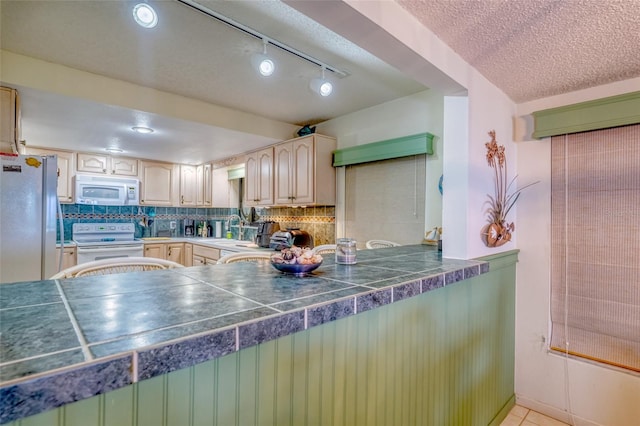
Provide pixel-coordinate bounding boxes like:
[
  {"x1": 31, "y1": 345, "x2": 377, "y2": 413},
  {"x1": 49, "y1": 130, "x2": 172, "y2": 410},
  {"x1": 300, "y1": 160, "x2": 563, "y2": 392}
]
[
  {"x1": 25, "y1": 148, "x2": 75, "y2": 203},
  {"x1": 244, "y1": 153, "x2": 258, "y2": 207},
  {"x1": 257, "y1": 147, "x2": 274, "y2": 205},
  {"x1": 184, "y1": 243, "x2": 193, "y2": 267},
  {"x1": 274, "y1": 142, "x2": 293, "y2": 204},
  {"x1": 202, "y1": 163, "x2": 212, "y2": 206},
  {"x1": 0, "y1": 87, "x2": 18, "y2": 153},
  {"x1": 292, "y1": 137, "x2": 315, "y2": 204},
  {"x1": 77, "y1": 153, "x2": 108, "y2": 174},
  {"x1": 111, "y1": 157, "x2": 138, "y2": 176},
  {"x1": 166, "y1": 243, "x2": 184, "y2": 265},
  {"x1": 212, "y1": 166, "x2": 238, "y2": 208},
  {"x1": 140, "y1": 161, "x2": 174, "y2": 206},
  {"x1": 56, "y1": 247, "x2": 76, "y2": 270},
  {"x1": 144, "y1": 243, "x2": 166, "y2": 259},
  {"x1": 196, "y1": 164, "x2": 204, "y2": 206},
  {"x1": 180, "y1": 165, "x2": 197, "y2": 206}
]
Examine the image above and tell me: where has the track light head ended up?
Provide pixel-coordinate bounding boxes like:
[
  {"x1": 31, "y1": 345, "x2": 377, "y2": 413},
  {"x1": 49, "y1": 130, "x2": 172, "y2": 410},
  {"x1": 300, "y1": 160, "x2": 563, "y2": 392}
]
[
  {"x1": 133, "y1": 3, "x2": 158, "y2": 28},
  {"x1": 251, "y1": 39, "x2": 275, "y2": 77},
  {"x1": 310, "y1": 67, "x2": 333, "y2": 97}
]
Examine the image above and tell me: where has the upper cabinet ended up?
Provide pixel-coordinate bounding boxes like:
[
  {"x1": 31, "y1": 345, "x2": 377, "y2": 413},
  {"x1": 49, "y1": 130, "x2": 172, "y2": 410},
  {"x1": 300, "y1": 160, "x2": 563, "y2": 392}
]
[
  {"x1": 77, "y1": 153, "x2": 138, "y2": 176},
  {"x1": 196, "y1": 163, "x2": 212, "y2": 207},
  {"x1": 274, "y1": 134, "x2": 336, "y2": 206},
  {"x1": 211, "y1": 165, "x2": 239, "y2": 208},
  {"x1": 1, "y1": 86, "x2": 20, "y2": 154},
  {"x1": 179, "y1": 165, "x2": 197, "y2": 206},
  {"x1": 139, "y1": 160, "x2": 177, "y2": 206},
  {"x1": 24, "y1": 147, "x2": 75, "y2": 203},
  {"x1": 244, "y1": 147, "x2": 274, "y2": 207}
]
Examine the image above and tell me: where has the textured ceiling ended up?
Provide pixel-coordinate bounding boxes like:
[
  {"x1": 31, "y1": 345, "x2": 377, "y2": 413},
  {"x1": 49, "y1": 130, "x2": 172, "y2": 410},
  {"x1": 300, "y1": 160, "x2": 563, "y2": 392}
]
[
  {"x1": 1, "y1": 0, "x2": 639, "y2": 164},
  {"x1": 397, "y1": 0, "x2": 640, "y2": 102}
]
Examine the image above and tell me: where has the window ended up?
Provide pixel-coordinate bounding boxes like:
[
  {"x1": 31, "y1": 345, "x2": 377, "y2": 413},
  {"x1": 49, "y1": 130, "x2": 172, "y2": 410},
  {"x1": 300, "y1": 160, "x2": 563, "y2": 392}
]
[{"x1": 550, "y1": 124, "x2": 640, "y2": 372}]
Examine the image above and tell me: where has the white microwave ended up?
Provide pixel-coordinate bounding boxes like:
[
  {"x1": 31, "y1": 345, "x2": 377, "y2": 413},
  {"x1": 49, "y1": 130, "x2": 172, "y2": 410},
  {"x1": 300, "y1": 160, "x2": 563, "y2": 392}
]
[{"x1": 74, "y1": 174, "x2": 140, "y2": 206}]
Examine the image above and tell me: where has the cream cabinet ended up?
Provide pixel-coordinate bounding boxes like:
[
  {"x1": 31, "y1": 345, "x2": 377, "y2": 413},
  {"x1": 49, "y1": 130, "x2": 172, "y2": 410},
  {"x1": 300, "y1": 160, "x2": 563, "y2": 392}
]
[
  {"x1": 196, "y1": 163, "x2": 212, "y2": 207},
  {"x1": 24, "y1": 147, "x2": 75, "y2": 203},
  {"x1": 192, "y1": 244, "x2": 219, "y2": 266},
  {"x1": 0, "y1": 86, "x2": 20, "y2": 154},
  {"x1": 144, "y1": 242, "x2": 185, "y2": 265},
  {"x1": 274, "y1": 134, "x2": 336, "y2": 206},
  {"x1": 211, "y1": 166, "x2": 239, "y2": 208},
  {"x1": 77, "y1": 153, "x2": 138, "y2": 176},
  {"x1": 139, "y1": 161, "x2": 176, "y2": 206},
  {"x1": 166, "y1": 243, "x2": 184, "y2": 264},
  {"x1": 179, "y1": 165, "x2": 197, "y2": 206},
  {"x1": 56, "y1": 246, "x2": 77, "y2": 270},
  {"x1": 244, "y1": 147, "x2": 274, "y2": 206},
  {"x1": 184, "y1": 243, "x2": 193, "y2": 267},
  {"x1": 143, "y1": 243, "x2": 166, "y2": 259}
]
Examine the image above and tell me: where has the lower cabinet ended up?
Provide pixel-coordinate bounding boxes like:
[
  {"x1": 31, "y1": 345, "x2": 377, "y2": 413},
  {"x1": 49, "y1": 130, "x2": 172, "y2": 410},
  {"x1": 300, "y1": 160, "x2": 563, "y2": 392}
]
[
  {"x1": 184, "y1": 243, "x2": 193, "y2": 267},
  {"x1": 166, "y1": 243, "x2": 184, "y2": 264},
  {"x1": 144, "y1": 242, "x2": 216, "y2": 266},
  {"x1": 56, "y1": 246, "x2": 76, "y2": 270},
  {"x1": 143, "y1": 243, "x2": 166, "y2": 259},
  {"x1": 192, "y1": 244, "x2": 219, "y2": 266}
]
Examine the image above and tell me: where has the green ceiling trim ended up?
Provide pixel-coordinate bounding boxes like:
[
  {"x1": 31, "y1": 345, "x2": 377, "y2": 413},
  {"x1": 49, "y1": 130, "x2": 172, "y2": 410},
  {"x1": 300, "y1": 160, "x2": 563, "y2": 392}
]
[
  {"x1": 227, "y1": 164, "x2": 245, "y2": 180},
  {"x1": 332, "y1": 132, "x2": 435, "y2": 167},
  {"x1": 532, "y1": 91, "x2": 640, "y2": 139}
]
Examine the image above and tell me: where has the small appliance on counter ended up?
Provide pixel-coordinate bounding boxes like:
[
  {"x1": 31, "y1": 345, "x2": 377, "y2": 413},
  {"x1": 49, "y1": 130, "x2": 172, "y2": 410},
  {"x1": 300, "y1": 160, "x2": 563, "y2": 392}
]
[
  {"x1": 256, "y1": 221, "x2": 280, "y2": 248},
  {"x1": 183, "y1": 219, "x2": 195, "y2": 237},
  {"x1": 269, "y1": 228, "x2": 313, "y2": 250}
]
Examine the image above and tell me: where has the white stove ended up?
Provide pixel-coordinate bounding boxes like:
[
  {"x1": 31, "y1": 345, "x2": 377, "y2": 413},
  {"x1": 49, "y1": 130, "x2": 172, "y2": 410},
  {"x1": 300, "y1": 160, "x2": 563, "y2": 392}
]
[{"x1": 72, "y1": 223, "x2": 144, "y2": 264}]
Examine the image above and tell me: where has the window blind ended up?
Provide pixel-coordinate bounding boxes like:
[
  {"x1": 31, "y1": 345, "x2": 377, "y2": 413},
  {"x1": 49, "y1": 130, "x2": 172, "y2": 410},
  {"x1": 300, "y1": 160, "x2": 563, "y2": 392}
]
[
  {"x1": 344, "y1": 155, "x2": 426, "y2": 249},
  {"x1": 550, "y1": 124, "x2": 640, "y2": 372}
]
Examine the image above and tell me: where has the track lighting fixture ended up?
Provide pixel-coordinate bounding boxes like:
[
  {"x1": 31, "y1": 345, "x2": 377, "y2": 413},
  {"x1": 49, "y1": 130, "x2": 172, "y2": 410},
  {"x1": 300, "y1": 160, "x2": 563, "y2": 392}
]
[
  {"x1": 309, "y1": 67, "x2": 333, "y2": 97},
  {"x1": 177, "y1": 0, "x2": 349, "y2": 95},
  {"x1": 251, "y1": 39, "x2": 275, "y2": 77}
]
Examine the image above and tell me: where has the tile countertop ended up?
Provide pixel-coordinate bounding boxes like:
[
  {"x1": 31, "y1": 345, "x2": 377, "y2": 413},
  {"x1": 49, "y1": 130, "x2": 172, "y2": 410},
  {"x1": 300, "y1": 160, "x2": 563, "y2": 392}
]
[{"x1": 0, "y1": 245, "x2": 489, "y2": 424}]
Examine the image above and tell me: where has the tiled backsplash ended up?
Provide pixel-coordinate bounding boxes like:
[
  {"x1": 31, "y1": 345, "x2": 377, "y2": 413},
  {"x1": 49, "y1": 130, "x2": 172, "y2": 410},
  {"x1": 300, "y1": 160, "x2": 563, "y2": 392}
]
[{"x1": 58, "y1": 204, "x2": 336, "y2": 245}]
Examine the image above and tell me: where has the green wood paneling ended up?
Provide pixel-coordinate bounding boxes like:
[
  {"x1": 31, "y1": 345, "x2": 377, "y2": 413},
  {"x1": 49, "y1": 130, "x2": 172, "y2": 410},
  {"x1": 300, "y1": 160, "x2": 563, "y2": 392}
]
[
  {"x1": 9, "y1": 251, "x2": 517, "y2": 426},
  {"x1": 332, "y1": 132, "x2": 435, "y2": 167},
  {"x1": 532, "y1": 91, "x2": 640, "y2": 138}
]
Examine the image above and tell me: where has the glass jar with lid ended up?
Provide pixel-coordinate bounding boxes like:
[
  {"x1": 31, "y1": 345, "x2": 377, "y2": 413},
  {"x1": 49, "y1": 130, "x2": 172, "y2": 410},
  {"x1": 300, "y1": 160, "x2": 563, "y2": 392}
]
[{"x1": 336, "y1": 238, "x2": 357, "y2": 264}]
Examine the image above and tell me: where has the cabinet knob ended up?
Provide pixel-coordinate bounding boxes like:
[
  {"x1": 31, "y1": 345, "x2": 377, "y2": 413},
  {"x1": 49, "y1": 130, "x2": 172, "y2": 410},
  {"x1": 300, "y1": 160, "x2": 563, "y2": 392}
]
[
  {"x1": 181, "y1": 196, "x2": 184, "y2": 204},
  {"x1": 103, "y1": 169, "x2": 107, "y2": 173}
]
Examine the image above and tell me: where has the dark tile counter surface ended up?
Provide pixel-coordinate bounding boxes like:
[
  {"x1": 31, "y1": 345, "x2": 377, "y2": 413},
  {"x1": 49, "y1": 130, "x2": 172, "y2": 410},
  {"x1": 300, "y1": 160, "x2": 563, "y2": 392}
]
[{"x1": 0, "y1": 245, "x2": 488, "y2": 424}]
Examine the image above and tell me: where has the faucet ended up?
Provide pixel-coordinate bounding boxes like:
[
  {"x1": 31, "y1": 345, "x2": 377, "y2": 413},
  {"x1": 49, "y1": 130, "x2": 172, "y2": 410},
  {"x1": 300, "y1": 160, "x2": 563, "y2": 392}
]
[{"x1": 226, "y1": 214, "x2": 244, "y2": 240}]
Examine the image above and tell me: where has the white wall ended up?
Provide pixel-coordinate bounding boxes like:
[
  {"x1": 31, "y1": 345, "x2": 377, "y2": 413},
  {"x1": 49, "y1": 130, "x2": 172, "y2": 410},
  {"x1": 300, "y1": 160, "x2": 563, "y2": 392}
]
[
  {"x1": 317, "y1": 90, "x2": 444, "y2": 238},
  {"x1": 515, "y1": 78, "x2": 640, "y2": 426}
]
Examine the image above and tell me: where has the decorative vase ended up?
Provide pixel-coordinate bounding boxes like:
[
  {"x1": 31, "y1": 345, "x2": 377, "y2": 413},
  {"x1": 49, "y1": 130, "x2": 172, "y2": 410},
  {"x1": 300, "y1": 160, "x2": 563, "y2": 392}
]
[{"x1": 482, "y1": 221, "x2": 513, "y2": 247}]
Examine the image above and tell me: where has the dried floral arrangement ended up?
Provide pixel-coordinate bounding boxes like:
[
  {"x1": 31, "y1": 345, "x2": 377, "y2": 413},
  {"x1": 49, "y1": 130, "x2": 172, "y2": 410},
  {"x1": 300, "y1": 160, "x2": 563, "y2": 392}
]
[{"x1": 482, "y1": 130, "x2": 537, "y2": 247}]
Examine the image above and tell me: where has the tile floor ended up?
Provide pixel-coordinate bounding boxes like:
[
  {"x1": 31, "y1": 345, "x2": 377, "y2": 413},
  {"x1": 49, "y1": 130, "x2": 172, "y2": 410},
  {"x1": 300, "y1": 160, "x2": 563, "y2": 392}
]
[{"x1": 501, "y1": 404, "x2": 571, "y2": 426}]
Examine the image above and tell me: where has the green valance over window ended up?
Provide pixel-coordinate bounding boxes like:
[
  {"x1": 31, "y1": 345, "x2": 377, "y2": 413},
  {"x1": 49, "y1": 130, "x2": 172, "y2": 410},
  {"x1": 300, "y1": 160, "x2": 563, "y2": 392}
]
[
  {"x1": 332, "y1": 132, "x2": 435, "y2": 167},
  {"x1": 532, "y1": 91, "x2": 640, "y2": 139}
]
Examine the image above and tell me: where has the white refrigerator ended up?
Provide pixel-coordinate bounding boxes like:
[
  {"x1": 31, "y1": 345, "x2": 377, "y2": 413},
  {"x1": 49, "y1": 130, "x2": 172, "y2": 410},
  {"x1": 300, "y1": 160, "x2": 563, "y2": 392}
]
[{"x1": 1, "y1": 154, "x2": 58, "y2": 283}]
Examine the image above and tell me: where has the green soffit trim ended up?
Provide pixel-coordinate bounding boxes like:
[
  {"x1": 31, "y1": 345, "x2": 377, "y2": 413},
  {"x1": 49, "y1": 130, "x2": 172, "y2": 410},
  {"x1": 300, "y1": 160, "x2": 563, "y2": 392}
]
[
  {"x1": 532, "y1": 91, "x2": 640, "y2": 139},
  {"x1": 333, "y1": 132, "x2": 435, "y2": 167}
]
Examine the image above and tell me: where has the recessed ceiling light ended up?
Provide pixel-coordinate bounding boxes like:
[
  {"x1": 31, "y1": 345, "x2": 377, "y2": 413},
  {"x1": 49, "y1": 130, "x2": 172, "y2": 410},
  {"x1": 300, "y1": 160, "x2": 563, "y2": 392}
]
[
  {"x1": 132, "y1": 126, "x2": 154, "y2": 134},
  {"x1": 133, "y1": 3, "x2": 158, "y2": 29},
  {"x1": 105, "y1": 148, "x2": 124, "y2": 153}
]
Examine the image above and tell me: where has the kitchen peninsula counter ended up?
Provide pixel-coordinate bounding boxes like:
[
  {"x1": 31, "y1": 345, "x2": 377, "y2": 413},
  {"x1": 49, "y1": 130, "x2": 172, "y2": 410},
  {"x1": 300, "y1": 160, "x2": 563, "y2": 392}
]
[{"x1": 0, "y1": 245, "x2": 489, "y2": 424}]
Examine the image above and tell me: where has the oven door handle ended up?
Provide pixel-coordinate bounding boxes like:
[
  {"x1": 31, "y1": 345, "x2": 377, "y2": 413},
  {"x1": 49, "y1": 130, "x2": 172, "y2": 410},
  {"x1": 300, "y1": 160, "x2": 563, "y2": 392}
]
[{"x1": 76, "y1": 245, "x2": 144, "y2": 252}]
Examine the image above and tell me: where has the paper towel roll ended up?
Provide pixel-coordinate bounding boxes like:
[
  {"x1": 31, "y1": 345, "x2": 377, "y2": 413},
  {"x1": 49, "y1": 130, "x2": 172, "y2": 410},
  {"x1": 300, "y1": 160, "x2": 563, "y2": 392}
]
[{"x1": 215, "y1": 221, "x2": 222, "y2": 238}]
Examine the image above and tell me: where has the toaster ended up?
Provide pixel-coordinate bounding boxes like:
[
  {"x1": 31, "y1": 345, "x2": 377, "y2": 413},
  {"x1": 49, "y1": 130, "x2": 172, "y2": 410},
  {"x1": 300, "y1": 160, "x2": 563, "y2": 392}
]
[
  {"x1": 256, "y1": 221, "x2": 280, "y2": 248},
  {"x1": 269, "y1": 229, "x2": 314, "y2": 250}
]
